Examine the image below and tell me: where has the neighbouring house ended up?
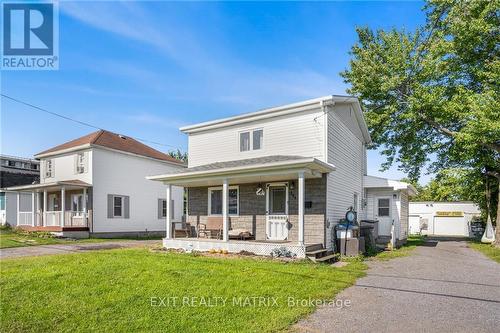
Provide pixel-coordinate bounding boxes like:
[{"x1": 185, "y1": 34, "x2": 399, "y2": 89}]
[
  {"x1": 0, "y1": 154, "x2": 40, "y2": 187},
  {"x1": 2, "y1": 130, "x2": 185, "y2": 238},
  {"x1": 147, "y1": 95, "x2": 414, "y2": 258},
  {"x1": 409, "y1": 201, "x2": 480, "y2": 237},
  {"x1": 0, "y1": 155, "x2": 40, "y2": 225}
]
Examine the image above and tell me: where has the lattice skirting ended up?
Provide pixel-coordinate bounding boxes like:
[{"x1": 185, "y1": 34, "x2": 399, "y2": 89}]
[{"x1": 163, "y1": 238, "x2": 306, "y2": 258}]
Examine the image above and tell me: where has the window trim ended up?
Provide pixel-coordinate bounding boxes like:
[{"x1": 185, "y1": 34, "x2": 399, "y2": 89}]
[
  {"x1": 113, "y1": 195, "x2": 124, "y2": 218},
  {"x1": 239, "y1": 128, "x2": 263, "y2": 152},
  {"x1": 45, "y1": 159, "x2": 54, "y2": 178},
  {"x1": 75, "y1": 152, "x2": 86, "y2": 174},
  {"x1": 207, "y1": 186, "x2": 239, "y2": 216}
]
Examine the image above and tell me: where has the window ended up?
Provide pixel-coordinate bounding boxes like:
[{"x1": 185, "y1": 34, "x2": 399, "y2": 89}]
[
  {"x1": 353, "y1": 193, "x2": 358, "y2": 212},
  {"x1": 75, "y1": 152, "x2": 86, "y2": 174},
  {"x1": 162, "y1": 200, "x2": 167, "y2": 217},
  {"x1": 72, "y1": 194, "x2": 84, "y2": 212},
  {"x1": 253, "y1": 129, "x2": 263, "y2": 150},
  {"x1": 208, "y1": 187, "x2": 239, "y2": 215},
  {"x1": 377, "y1": 198, "x2": 390, "y2": 217},
  {"x1": 159, "y1": 199, "x2": 175, "y2": 219},
  {"x1": 240, "y1": 129, "x2": 263, "y2": 152},
  {"x1": 114, "y1": 196, "x2": 123, "y2": 217},
  {"x1": 240, "y1": 132, "x2": 250, "y2": 152},
  {"x1": 45, "y1": 160, "x2": 54, "y2": 178}
]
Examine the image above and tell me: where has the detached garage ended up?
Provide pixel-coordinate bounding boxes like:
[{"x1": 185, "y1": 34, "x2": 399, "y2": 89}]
[{"x1": 409, "y1": 202, "x2": 480, "y2": 237}]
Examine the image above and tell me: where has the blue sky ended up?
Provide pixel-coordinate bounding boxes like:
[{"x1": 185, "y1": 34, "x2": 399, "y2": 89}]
[{"x1": 1, "y1": 1, "x2": 431, "y2": 183}]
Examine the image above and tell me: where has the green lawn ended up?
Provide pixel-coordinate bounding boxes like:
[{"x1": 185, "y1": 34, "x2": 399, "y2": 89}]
[
  {"x1": 0, "y1": 228, "x2": 161, "y2": 249},
  {"x1": 0, "y1": 249, "x2": 366, "y2": 332},
  {"x1": 468, "y1": 241, "x2": 500, "y2": 263},
  {"x1": 365, "y1": 235, "x2": 426, "y2": 261}
]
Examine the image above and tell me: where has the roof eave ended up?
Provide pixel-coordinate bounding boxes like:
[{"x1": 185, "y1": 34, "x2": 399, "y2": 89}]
[{"x1": 147, "y1": 158, "x2": 335, "y2": 183}]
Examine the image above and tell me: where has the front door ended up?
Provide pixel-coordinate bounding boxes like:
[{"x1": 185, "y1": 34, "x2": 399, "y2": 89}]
[
  {"x1": 266, "y1": 184, "x2": 289, "y2": 240},
  {"x1": 375, "y1": 197, "x2": 392, "y2": 236}
]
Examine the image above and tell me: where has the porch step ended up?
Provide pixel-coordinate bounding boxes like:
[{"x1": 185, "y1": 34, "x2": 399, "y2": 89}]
[
  {"x1": 305, "y1": 243, "x2": 324, "y2": 252},
  {"x1": 312, "y1": 254, "x2": 337, "y2": 263}
]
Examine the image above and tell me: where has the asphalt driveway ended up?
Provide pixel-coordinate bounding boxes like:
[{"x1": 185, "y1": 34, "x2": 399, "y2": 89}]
[
  {"x1": 0, "y1": 240, "x2": 160, "y2": 259},
  {"x1": 296, "y1": 239, "x2": 500, "y2": 333}
]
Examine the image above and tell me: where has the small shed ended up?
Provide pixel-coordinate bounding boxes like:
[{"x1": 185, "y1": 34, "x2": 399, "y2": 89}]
[
  {"x1": 363, "y1": 175, "x2": 417, "y2": 246},
  {"x1": 408, "y1": 201, "x2": 480, "y2": 237}
]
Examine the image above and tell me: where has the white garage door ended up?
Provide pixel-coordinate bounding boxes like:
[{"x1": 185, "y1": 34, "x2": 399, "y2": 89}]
[
  {"x1": 433, "y1": 216, "x2": 468, "y2": 236},
  {"x1": 409, "y1": 215, "x2": 421, "y2": 234}
]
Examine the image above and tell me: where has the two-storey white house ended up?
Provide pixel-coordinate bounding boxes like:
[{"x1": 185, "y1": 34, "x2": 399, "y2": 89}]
[
  {"x1": 148, "y1": 96, "x2": 416, "y2": 258},
  {"x1": 5, "y1": 130, "x2": 185, "y2": 238}
]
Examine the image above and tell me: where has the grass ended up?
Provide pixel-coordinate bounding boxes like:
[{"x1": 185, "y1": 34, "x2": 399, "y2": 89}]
[
  {"x1": 0, "y1": 227, "x2": 162, "y2": 249},
  {"x1": 468, "y1": 241, "x2": 500, "y2": 263},
  {"x1": 365, "y1": 235, "x2": 426, "y2": 261},
  {"x1": 0, "y1": 249, "x2": 366, "y2": 333}
]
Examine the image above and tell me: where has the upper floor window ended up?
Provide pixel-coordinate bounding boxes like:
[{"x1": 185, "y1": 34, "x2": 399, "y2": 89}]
[
  {"x1": 240, "y1": 129, "x2": 263, "y2": 152},
  {"x1": 75, "y1": 152, "x2": 87, "y2": 174},
  {"x1": 45, "y1": 160, "x2": 54, "y2": 178}
]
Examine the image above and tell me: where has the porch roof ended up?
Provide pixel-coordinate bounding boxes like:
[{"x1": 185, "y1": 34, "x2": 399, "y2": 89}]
[
  {"x1": 4, "y1": 179, "x2": 91, "y2": 192},
  {"x1": 364, "y1": 175, "x2": 418, "y2": 196},
  {"x1": 147, "y1": 155, "x2": 335, "y2": 186}
]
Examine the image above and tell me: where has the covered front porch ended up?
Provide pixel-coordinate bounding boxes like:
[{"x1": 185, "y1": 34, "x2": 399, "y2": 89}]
[
  {"x1": 7, "y1": 180, "x2": 92, "y2": 237},
  {"x1": 148, "y1": 156, "x2": 335, "y2": 258}
]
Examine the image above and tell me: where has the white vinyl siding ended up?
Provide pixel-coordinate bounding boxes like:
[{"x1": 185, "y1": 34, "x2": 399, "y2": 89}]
[
  {"x1": 40, "y1": 150, "x2": 93, "y2": 185},
  {"x1": 187, "y1": 108, "x2": 326, "y2": 167},
  {"x1": 325, "y1": 103, "x2": 364, "y2": 249}
]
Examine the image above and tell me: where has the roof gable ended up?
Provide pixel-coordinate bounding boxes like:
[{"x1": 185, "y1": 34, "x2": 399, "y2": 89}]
[{"x1": 35, "y1": 130, "x2": 184, "y2": 164}]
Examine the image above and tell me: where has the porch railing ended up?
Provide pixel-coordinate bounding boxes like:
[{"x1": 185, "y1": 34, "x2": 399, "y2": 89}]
[
  {"x1": 18, "y1": 212, "x2": 33, "y2": 225},
  {"x1": 44, "y1": 211, "x2": 61, "y2": 226},
  {"x1": 64, "y1": 212, "x2": 88, "y2": 227}
]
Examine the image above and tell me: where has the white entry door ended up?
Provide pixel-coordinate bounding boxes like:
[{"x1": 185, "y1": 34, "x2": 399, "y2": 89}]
[
  {"x1": 266, "y1": 184, "x2": 289, "y2": 240},
  {"x1": 375, "y1": 197, "x2": 392, "y2": 236}
]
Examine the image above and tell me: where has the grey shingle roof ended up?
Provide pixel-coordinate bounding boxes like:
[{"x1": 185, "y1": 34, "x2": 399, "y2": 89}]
[{"x1": 171, "y1": 155, "x2": 308, "y2": 174}]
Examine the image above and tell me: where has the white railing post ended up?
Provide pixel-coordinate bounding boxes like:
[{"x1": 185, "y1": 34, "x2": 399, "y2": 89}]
[
  {"x1": 166, "y1": 184, "x2": 172, "y2": 239},
  {"x1": 43, "y1": 190, "x2": 47, "y2": 227},
  {"x1": 222, "y1": 178, "x2": 229, "y2": 242},
  {"x1": 298, "y1": 171, "x2": 305, "y2": 245},
  {"x1": 16, "y1": 192, "x2": 20, "y2": 226},
  {"x1": 31, "y1": 192, "x2": 35, "y2": 226},
  {"x1": 60, "y1": 187, "x2": 65, "y2": 227}
]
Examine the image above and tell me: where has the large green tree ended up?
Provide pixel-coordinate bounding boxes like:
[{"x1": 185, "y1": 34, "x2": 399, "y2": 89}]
[{"x1": 341, "y1": 0, "x2": 500, "y2": 243}]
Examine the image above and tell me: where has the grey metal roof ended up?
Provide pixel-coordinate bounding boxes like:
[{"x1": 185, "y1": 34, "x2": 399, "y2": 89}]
[{"x1": 170, "y1": 155, "x2": 308, "y2": 174}]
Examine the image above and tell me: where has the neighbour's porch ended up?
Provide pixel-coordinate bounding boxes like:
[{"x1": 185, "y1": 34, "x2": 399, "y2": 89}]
[
  {"x1": 7, "y1": 180, "x2": 92, "y2": 235},
  {"x1": 148, "y1": 156, "x2": 335, "y2": 258}
]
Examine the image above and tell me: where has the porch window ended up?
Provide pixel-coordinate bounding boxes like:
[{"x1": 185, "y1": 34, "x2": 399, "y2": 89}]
[
  {"x1": 377, "y1": 198, "x2": 390, "y2": 217},
  {"x1": 208, "y1": 187, "x2": 239, "y2": 215},
  {"x1": 45, "y1": 160, "x2": 54, "y2": 178},
  {"x1": 240, "y1": 132, "x2": 250, "y2": 152},
  {"x1": 72, "y1": 194, "x2": 83, "y2": 212},
  {"x1": 114, "y1": 196, "x2": 123, "y2": 217}
]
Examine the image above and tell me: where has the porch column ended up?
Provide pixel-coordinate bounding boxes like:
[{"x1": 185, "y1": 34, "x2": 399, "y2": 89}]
[
  {"x1": 83, "y1": 187, "x2": 87, "y2": 214},
  {"x1": 16, "y1": 192, "x2": 20, "y2": 225},
  {"x1": 60, "y1": 187, "x2": 65, "y2": 227},
  {"x1": 298, "y1": 171, "x2": 305, "y2": 245},
  {"x1": 222, "y1": 178, "x2": 229, "y2": 242},
  {"x1": 165, "y1": 184, "x2": 172, "y2": 239},
  {"x1": 31, "y1": 192, "x2": 35, "y2": 226},
  {"x1": 43, "y1": 190, "x2": 47, "y2": 227}
]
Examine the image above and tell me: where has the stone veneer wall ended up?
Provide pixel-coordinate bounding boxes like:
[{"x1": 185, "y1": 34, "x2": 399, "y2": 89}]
[{"x1": 186, "y1": 174, "x2": 327, "y2": 245}]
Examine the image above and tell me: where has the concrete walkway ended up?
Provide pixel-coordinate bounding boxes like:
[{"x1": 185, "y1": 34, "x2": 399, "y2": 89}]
[
  {"x1": 295, "y1": 240, "x2": 500, "y2": 333},
  {"x1": 0, "y1": 240, "x2": 160, "y2": 259}
]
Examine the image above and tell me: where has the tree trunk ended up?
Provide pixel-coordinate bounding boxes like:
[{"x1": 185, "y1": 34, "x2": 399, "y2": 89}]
[{"x1": 495, "y1": 183, "x2": 500, "y2": 247}]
